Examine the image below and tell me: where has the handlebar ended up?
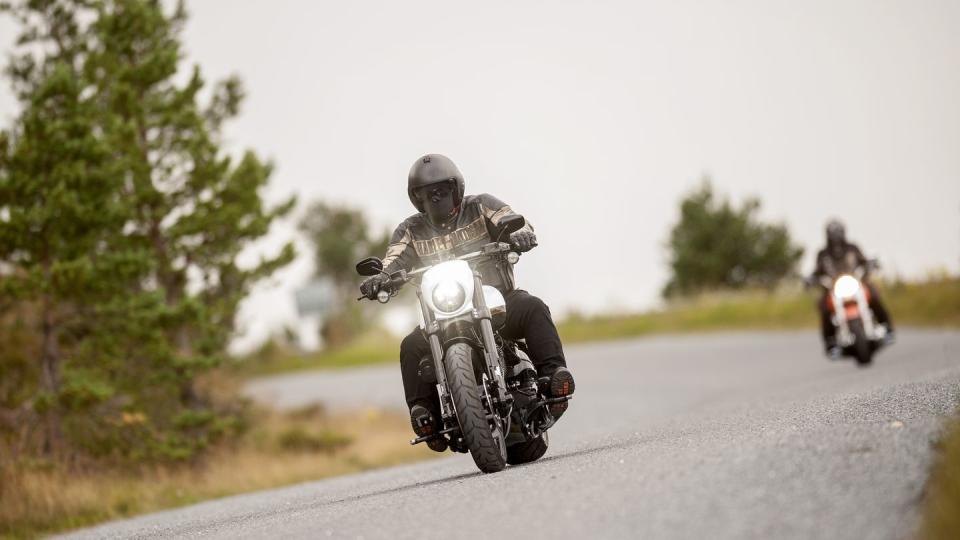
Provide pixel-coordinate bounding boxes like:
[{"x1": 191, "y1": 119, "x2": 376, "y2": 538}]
[
  {"x1": 357, "y1": 242, "x2": 519, "y2": 302},
  {"x1": 809, "y1": 263, "x2": 874, "y2": 291}
]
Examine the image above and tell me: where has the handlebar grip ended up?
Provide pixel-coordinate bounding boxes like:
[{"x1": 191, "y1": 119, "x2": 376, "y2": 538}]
[
  {"x1": 511, "y1": 241, "x2": 538, "y2": 253},
  {"x1": 385, "y1": 276, "x2": 405, "y2": 291}
]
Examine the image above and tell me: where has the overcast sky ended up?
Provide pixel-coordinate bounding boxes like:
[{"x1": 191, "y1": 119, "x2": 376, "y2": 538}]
[{"x1": 2, "y1": 1, "x2": 958, "y2": 351}]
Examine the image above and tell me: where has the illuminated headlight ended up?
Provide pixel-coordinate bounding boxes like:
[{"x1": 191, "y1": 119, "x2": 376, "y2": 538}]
[
  {"x1": 432, "y1": 281, "x2": 466, "y2": 313},
  {"x1": 506, "y1": 252, "x2": 520, "y2": 265},
  {"x1": 833, "y1": 275, "x2": 860, "y2": 299}
]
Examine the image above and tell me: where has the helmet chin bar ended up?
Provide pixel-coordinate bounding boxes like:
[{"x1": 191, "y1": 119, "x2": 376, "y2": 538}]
[{"x1": 424, "y1": 198, "x2": 460, "y2": 228}]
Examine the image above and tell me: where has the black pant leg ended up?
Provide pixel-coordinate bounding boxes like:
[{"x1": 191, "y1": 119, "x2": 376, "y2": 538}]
[
  {"x1": 501, "y1": 290, "x2": 567, "y2": 375},
  {"x1": 399, "y1": 328, "x2": 434, "y2": 410},
  {"x1": 818, "y1": 292, "x2": 836, "y2": 345},
  {"x1": 866, "y1": 283, "x2": 893, "y2": 329}
]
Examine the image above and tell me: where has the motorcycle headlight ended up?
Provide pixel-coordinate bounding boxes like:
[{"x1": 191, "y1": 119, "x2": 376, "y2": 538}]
[
  {"x1": 833, "y1": 275, "x2": 860, "y2": 299},
  {"x1": 432, "y1": 281, "x2": 467, "y2": 313}
]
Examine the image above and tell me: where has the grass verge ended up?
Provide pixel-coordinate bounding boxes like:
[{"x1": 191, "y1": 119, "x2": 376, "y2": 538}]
[
  {"x1": 557, "y1": 276, "x2": 960, "y2": 344},
  {"x1": 0, "y1": 405, "x2": 434, "y2": 540},
  {"x1": 917, "y1": 413, "x2": 960, "y2": 540},
  {"x1": 234, "y1": 338, "x2": 399, "y2": 377}
]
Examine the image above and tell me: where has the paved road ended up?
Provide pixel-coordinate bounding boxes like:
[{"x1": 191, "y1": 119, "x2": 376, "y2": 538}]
[{"x1": 61, "y1": 330, "x2": 960, "y2": 540}]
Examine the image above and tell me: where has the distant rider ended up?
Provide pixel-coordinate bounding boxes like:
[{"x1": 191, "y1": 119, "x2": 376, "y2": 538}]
[
  {"x1": 359, "y1": 154, "x2": 575, "y2": 451},
  {"x1": 811, "y1": 219, "x2": 894, "y2": 358}
]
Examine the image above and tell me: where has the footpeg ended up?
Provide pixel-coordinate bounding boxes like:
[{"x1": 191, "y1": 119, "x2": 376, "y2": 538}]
[{"x1": 410, "y1": 425, "x2": 457, "y2": 447}]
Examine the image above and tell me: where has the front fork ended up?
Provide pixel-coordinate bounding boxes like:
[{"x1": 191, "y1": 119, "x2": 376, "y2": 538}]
[
  {"x1": 418, "y1": 290, "x2": 454, "y2": 420},
  {"x1": 472, "y1": 273, "x2": 510, "y2": 412}
]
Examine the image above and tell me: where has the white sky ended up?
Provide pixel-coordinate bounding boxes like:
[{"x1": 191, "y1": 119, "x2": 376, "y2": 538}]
[{"x1": 2, "y1": 1, "x2": 959, "y2": 352}]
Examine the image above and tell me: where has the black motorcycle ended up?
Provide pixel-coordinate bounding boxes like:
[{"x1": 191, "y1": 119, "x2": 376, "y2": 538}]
[{"x1": 355, "y1": 215, "x2": 569, "y2": 473}]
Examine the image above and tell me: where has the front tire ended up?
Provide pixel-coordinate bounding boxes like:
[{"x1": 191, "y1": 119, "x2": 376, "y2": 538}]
[
  {"x1": 849, "y1": 318, "x2": 873, "y2": 366},
  {"x1": 443, "y1": 343, "x2": 507, "y2": 473}
]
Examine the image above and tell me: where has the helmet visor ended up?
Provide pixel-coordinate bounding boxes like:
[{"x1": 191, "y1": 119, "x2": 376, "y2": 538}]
[{"x1": 416, "y1": 180, "x2": 455, "y2": 202}]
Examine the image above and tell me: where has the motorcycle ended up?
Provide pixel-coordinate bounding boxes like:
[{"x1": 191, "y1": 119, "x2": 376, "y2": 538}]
[
  {"x1": 354, "y1": 215, "x2": 570, "y2": 473},
  {"x1": 811, "y1": 260, "x2": 888, "y2": 366}
]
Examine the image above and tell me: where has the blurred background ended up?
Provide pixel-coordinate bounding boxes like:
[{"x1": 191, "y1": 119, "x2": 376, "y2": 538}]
[
  {"x1": 0, "y1": 1, "x2": 958, "y2": 538},
  {"x1": 4, "y1": 0, "x2": 956, "y2": 354}
]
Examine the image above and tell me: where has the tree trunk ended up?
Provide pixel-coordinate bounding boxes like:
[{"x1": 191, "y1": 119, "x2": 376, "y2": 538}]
[{"x1": 39, "y1": 296, "x2": 63, "y2": 457}]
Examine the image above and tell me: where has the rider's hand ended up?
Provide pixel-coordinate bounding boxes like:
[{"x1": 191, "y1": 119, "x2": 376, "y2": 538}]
[
  {"x1": 360, "y1": 273, "x2": 389, "y2": 299},
  {"x1": 510, "y1": 230, "x2": 537, "y2": 252}
]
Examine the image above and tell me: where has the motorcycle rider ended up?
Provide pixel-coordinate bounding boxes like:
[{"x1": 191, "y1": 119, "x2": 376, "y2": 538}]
[
  {"x1": 359, "y1": 154, "x2": 575, "y2": 452},
  {"x1": 812, "y1": 219, "x2": 894, "y2": 358}
]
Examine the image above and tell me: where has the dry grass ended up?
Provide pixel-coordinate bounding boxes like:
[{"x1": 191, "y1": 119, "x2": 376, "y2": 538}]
[
  {"x1": 0, "y1": 406, "x2": 434, "y2": 540},
  {"x1": 917, "y1": 414, "x2": 960, "y2": 540}
]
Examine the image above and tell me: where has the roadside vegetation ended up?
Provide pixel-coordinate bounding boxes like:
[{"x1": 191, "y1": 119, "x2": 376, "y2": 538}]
[
  {"x1": 917, "y1": 413, "x2": 960, "y2": 540},
  {"x1": 558, "y1": 275, "x2": 960, "y2": 343},
  {"x1": 235, "y1": 332, "x2": 400, "y2": 377},
  {"x1": 0, "y1": 395, "x2": 432, "y2": 539},
  {"x1": 0, "y1": 0, "x2": 295, "y2": 469}
]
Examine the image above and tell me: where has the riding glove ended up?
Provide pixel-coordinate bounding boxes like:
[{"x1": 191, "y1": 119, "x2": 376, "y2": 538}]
[
  {"x1": 360, "y1": 273, "x2": 389, "y2": 299},
  {"x1": 510, "y1": 230, "x2": 537, "y2": 252}
]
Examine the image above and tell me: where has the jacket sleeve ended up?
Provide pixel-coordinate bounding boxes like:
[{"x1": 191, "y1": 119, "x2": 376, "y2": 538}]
[
  {"x1": 849, "y1": 243, "x2": 870, "y2": 278},
  {"x1": 381, "y1": 221, "x2": 420, "y2": 274},
  {"x1": 849, "y1": 243, "x2": 868, "y2": 267},
  {"x1": 814, "y1": 249, "x2": 832, "y2": 278},
  {"x1": 475, "y1": 193, "x2": 535, "y2": 238}
]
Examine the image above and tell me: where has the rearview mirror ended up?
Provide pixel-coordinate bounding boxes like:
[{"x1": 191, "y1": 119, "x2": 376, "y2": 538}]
[
  {"x1": 355, "y1": 257, "x2": 384, "y2": 276},
  {"x1": 496, "y1": 214, "x2": 526, "y2": 241}
]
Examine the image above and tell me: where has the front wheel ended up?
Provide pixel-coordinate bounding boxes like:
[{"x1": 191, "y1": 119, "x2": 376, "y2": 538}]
[
  {"x1": 849, "y1": 318, "x2": 873, "y2": 366},
  {"x1": 443, "y1": 342, "x2": 507, "y2": 473}
]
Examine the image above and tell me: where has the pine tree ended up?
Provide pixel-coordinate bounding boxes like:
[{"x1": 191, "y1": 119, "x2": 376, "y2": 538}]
[
  {"x1": 0, "y1": 0, "x2": 143, "y2": 457},
  {"x1": 83, "y1": 0, "x2": 295, "y2": 396},
  {"x1": 0, "y1": 0, "x2": 294, "y2": 462}
]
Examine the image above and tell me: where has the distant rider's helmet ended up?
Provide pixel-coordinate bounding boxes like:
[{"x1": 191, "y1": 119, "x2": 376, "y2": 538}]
[
  {"x1": 407, "y1": 154, "x2": 465, "y2": 212},
  {"x1": 826, "y1": 219, "x2": 846, "y2": 248}
]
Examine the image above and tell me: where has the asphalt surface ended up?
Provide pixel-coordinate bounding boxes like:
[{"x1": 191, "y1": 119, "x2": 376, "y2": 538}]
[{"x1": 60, "y1": 329, "x2": 960, "y2": 540}]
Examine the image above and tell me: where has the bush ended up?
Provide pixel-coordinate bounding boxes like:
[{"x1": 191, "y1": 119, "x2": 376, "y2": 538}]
[{"x1": 664, "y1": 179, "x2": 804, "y2": 297}]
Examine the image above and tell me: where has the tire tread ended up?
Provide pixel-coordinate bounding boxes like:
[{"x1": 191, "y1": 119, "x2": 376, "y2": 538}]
[{"x1": 444, "y1": 343, "x2": 506, "y2": 473}]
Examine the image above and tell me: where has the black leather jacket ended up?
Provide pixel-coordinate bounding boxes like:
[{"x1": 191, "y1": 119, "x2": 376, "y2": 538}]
[
  {"x1": 381, "y1": 193, "x2": 534, "y2": 292},
  {"x1": 814, "y1": 242, "x2": 868, "y2": 280}
]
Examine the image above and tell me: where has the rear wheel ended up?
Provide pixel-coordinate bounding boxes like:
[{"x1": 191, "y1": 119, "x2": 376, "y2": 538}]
[
  {"x1": 849, "y1": 318, "x2": 873, "y2": 366},
  {"x1": 507, "y1": 432, "x2": 549, "y2": 465},
  {"x1": 443, "y1": 343, "x2": 507, "y2": 473}
]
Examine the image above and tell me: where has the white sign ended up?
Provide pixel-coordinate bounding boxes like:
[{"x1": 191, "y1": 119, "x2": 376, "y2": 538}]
[{"x1": 293, "y1": 279, "x2": 337, "y2": 317}]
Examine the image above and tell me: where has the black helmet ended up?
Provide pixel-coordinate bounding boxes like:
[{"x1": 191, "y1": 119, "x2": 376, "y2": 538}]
[
  {"x1": 826, "y1": 219, "x2": 846, "y2": 246},
  {"x1": 407, "y1": 154, "x2": 465, "y2": 212}
]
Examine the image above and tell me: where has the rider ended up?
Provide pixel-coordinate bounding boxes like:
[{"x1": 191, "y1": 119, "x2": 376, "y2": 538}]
[
  {"x1": 359, "y1": 154, "x2": 575, "y2": 452},
  {"x1": 812, "y1": 219, "x2": 894, "y2": 358}
]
